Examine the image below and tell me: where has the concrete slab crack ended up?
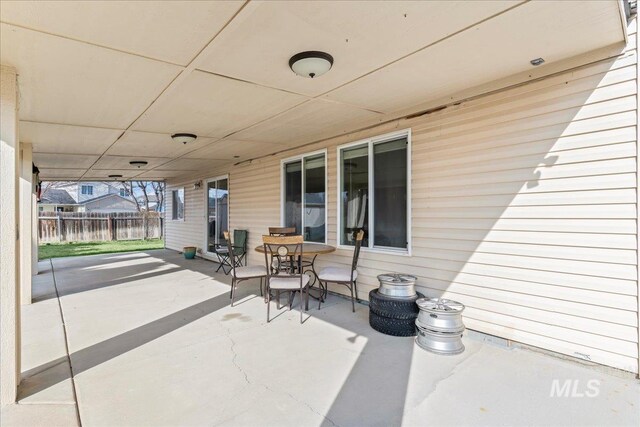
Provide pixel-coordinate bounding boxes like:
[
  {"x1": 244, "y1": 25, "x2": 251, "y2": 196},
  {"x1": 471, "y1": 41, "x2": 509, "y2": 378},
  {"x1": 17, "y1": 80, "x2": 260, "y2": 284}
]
[
  {"x1": 226, "y1": 332, "x2": 250, "y2": 386},
  {"x1": 221, "y1": 324, "x2": 339, "y2": 427},
  {"x1": 261, "y1": 382, "x2": 340, "y2": 427},
  {"x1": 408, "y1": 344, "x2": 484, "y2": 413},
  {"x1": 49, "y1": 259, "x2": 83, "y2": 427}
]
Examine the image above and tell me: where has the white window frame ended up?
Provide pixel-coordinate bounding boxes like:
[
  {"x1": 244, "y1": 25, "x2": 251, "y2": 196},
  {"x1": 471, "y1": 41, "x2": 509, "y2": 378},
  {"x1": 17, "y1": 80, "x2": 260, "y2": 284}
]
[
  {"x1": 280, "y1": 149, "x2": 328, "y2": 243},
  {"x1": 336, "y1": 128, "x2": 412, "y2": 256},
  {"x1": 171, "y1": 188, "x2": 185, "y2": 221},
  {"x1": 203, "y1": 174, "x2": 230, "y2": 256}
]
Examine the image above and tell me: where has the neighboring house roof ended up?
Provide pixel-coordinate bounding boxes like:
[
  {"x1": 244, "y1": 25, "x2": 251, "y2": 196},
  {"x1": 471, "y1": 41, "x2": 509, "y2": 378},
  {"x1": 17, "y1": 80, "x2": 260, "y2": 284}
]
[
  {"x1": 80, "y1": 193, "x2": 137, "y2": 206},
  {"x1": 40, "y1": 189, "x2": 77, "y2": 205}
]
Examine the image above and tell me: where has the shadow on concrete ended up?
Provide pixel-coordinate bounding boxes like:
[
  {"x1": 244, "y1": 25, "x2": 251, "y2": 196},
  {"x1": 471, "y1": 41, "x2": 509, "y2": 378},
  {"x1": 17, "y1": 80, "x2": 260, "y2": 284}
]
[
  {"x1": 312, "y1": 302, "x2": 414, "y2": 427},
  {"x1": 47, "y1": 252, "x2": 152, "y2": 270},
  {"x1": 19, "y1": 291, "x2": 233, "y2": 400}
]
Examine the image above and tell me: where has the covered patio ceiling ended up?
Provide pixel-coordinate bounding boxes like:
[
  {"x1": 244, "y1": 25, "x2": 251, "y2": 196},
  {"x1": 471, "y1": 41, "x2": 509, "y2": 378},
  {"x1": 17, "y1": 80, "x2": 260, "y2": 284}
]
[{"x1": 0, "y1": 0, "x2": 627, "y2": 181}]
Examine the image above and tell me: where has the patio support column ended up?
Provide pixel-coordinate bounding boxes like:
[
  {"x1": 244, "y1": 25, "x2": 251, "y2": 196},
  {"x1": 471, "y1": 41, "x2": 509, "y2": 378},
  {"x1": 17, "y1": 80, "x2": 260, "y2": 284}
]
[
  {"x1": 0, "y1": 64, "x2": 21, "y2": 404},
  {"x1": 20, "y1": 143, "x2": 33, "y2": 305},
  {"x1": 32, "y1": 181, "x2": 38, "y2": 276}
]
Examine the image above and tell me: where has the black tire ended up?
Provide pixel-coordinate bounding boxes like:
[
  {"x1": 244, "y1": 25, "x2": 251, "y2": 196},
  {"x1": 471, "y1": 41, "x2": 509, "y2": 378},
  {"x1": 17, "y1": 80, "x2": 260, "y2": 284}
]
[
  {"x1": 369, "y1": 311, "x2": 417, "y2": 337},
  {"x1": 368, "y1": 290, "x2": 424, "y2": 320}
]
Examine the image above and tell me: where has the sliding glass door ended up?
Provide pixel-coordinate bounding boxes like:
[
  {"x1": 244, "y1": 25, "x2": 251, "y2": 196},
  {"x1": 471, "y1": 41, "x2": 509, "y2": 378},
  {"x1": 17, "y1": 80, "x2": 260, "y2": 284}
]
[{"x1": 206, "y1": 176, "x2": 228, "y2": 253}]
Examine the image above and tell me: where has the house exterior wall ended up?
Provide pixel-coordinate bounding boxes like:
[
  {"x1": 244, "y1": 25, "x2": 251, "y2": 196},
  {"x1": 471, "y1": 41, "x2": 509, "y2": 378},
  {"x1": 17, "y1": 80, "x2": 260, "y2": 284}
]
[
  {"x1": 166, "y1": 19, "x2": 638, "y2": 373},
  {"x1": 38, "y1": 203, "x2": 77, "y2": 212},
  {"x1": 83, "y1": 196, "x2": 138, "y2": 213},
  {"x1": 165, "y1": 183, "x2": 205, "y2": 253},
  {"x1": 71, "y1": 181, "x2": 118, "y2": 202}
]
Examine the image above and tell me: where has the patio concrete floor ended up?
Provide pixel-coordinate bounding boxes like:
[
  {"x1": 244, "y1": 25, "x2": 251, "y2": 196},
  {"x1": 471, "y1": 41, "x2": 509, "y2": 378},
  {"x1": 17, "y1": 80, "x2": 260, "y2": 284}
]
[{"x1": 1, "y1": 249, "x2": 639, "y2": 427}]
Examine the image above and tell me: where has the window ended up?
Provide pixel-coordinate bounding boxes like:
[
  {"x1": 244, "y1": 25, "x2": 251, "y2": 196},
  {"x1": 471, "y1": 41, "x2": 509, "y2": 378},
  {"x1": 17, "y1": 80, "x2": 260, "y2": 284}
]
[
  {"x1": 282, "y1": 151, "x2": 326, "y2": 242},
  {"x1": 171, "y1": 188, "x2": 185, "y2": 220},
  {"x1": 81, "y1": 185, "x2": 93, "y2": 195},
  {"x1": 338, "y1": 130, "x2": 410, "y2": 252},
  {"x1": 119, "y1": 189, "x2": 129, "y2": 197}
]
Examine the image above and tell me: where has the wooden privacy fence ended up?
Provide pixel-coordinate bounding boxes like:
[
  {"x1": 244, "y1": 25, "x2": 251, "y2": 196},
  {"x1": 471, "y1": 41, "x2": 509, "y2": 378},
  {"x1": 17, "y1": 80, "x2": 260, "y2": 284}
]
[{"x1": 39, "y1": 212, "x2": 164, "y2": 243}]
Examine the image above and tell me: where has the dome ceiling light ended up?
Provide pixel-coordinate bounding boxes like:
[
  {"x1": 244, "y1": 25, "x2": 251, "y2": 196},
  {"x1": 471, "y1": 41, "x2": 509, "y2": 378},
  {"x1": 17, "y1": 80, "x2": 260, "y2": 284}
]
[
  {"x1": 171, "y1": 133, "x2": 197, "y2": 145},
  {"x1": 289, "y1": 51, "x2": 333, "y2": 78},
  {"x1": 129, "y1": 160, "x2": 148, "y2": 168}
]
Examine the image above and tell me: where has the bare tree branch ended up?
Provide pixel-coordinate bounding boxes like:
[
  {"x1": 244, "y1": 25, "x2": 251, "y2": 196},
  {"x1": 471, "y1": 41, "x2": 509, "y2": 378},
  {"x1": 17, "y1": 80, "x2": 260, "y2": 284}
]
[
  {"x1": 122, "y1": 181, "x2": 142, "y2": 212},
  {"x1": 151, "y1": 181, "x2": 165, "y2": 212},
  {"x1": 136, "y1": 181, "x2": 150, "y2": 212}
]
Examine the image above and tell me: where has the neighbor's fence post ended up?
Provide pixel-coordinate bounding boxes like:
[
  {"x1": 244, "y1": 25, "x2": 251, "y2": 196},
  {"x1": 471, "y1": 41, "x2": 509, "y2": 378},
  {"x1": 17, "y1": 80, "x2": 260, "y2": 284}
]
[
  {"x1": 143, "y1": 213, "x2": 148, "y2": 240},
  {"x1": 56, "y1": 214, "x2": 62, "y2": 242},
  {"x1": 111, "y1": 215, "x2": 117, "y2": 241},
  {"x1": 107, "y1": 214, "x2": 113, "y2": 241}
]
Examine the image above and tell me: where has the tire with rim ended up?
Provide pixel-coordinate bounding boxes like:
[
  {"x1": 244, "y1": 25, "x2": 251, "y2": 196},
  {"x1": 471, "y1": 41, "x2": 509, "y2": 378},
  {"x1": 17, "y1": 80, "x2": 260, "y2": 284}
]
[
  {"x1": 368, "y1": 289, "x2": 424, "y2": 320},
  {"x1": 369, "y1": 310, "x2": 417, "y2": 336}
]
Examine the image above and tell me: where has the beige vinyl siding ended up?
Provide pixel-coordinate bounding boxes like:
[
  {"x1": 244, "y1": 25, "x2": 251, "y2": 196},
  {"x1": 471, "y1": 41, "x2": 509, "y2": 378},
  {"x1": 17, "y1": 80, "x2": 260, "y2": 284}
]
[
  {"x1": 164, "y1": 180, "x2": 205, "y2": 256},
  {"x1": 166, "y1": 19, "x2": 638, "y2": 373}
]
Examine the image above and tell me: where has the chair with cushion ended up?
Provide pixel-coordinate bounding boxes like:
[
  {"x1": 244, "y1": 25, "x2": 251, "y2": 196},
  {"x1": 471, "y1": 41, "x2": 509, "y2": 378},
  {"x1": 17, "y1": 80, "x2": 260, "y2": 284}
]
[
  {"x1": 215, "y1": 229, "x2": 248, "y2": 274},
  {"x1": 262, "y1": 235, "x2": 311, "y2": 323},
  {"x1": 224, "y1": 231, "x2": 266, "y2": 306},
  {"x1": 317, "y1": 229, "x2": 364, "y2": 312},
  {"x1": 267, "y1": 227, "x2": 296, "y2": 272},
  {"x1": 268, "y1": 226, "x2": 297, "y2": 236}
]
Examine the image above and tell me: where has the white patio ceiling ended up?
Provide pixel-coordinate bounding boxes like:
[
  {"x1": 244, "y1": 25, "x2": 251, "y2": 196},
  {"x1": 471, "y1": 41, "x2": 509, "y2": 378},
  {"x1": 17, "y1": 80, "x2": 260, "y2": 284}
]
[{"x1": 0, "y1": 0, "x2": 626, "y2": 181}]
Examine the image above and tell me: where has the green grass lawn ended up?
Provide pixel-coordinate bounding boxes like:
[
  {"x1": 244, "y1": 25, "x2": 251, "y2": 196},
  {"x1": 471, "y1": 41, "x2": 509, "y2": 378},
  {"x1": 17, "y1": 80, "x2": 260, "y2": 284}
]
[{"x1": 39, "y1": 239, "x2": 164, "y2": 260}]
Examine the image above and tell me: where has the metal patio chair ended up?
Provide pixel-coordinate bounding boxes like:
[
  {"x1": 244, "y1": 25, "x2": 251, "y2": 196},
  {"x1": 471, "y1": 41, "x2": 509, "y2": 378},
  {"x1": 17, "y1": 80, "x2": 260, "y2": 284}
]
[
  {"x1": 262, "y1": 235, "x2": 311, "y2": 323},
  {"x1": 268, "y1": 227, "x2": 296, "y2": 272},
  {"x1": 268, "y1": 226, "x2": 297, "y2": 236},
  {"x1": 317, "y1": 229, "x2": 364, "y2": 312},
  {"x1": 214, "y1": 229, "x2": 248, "y2": 274},
  {"x1": 224, "y1": 231, "x2": 266, "y2": 306}
]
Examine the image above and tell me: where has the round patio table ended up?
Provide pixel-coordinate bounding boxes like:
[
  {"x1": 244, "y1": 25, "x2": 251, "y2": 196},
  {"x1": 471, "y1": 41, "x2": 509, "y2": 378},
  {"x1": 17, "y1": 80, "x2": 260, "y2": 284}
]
[
  {"x1": 254, "y1": 243, "x2": 335, "y2": 256},
  {"x1": 254, "y1": 243, "x2": 336, "y2": 300}
]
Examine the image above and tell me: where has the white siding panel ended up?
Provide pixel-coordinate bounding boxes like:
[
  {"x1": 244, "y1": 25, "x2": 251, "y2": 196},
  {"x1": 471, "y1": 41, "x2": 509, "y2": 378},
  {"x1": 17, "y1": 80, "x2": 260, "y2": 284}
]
[
  {"x1": 413, "y1": 240, "x2": 637, "y2": 265},
  {"x1": 415, "y1": 219, "x2": 636, "y2": 235},
  {"x1": 420, "y1": 189, "x2": 637, "y2": 207},
  {"x1": 165, "y1": 23, "x2": 639, "y2": 373},
  {"x1": 164, "y1": 179, "x2": 206, "y2": 257}
]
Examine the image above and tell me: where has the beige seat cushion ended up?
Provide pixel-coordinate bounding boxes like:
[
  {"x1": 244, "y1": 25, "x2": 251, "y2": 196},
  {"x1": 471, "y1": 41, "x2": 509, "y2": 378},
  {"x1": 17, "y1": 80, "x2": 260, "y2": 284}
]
[
  {"x1": 318, "y1": 267, "x2": 356, "y2": 282},
  {"x1": 269, "y1": 274, "x2": 310, "y2": 290},
  {"x1": 232, "y1": 265, "x2": 267, "y2": 279}
]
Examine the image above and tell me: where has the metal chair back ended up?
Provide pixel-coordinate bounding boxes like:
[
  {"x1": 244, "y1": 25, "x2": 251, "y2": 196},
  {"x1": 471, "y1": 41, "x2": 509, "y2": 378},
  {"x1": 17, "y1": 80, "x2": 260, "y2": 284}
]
[
  {"x1": 262, "y1": 235, "x2": 303, "y2": 281},
  {"x1": 262, "y1": 235, "x2": 310, "y2": 323},
  {"x1": 268, "y1": 226, "x2": 297, "y2": 236},
  {"x1": 351, "y1": 229, "x2": 365, "y2": 281},
  {"x1": 223, "y1": 231, "x2": 238, "y2": 276}
]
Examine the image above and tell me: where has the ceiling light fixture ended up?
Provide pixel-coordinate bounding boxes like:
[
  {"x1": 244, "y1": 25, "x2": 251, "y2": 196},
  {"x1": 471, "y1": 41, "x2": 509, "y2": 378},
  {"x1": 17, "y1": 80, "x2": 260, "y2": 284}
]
[
  {"x1": 289, "y1": 51, "x2": 333, "y2": 78},
  {"x1": 171, "y1": 133, "x2": 198, "y2": 145},
  {"x1": 108, "y1": 174, "x2": 123, "y2": 178},
  {"x1": 530, "y1": 57, "x2": 545, "y2": 66},
  {"x1": 129, "y1": 160, "x2": 148, "y2": 168}
]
